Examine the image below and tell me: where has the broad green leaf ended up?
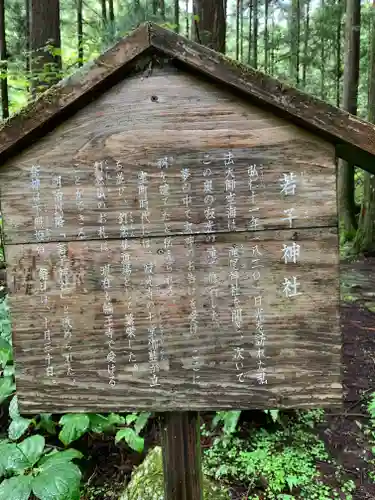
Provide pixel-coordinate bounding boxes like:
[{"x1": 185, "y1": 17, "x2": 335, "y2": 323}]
[
  {"x1": 58, "y1": 414, "x2": 90, "y2": 446},
  {"x1": 134, "y1": 412, "x2": 151, "y2": 435},
  {"x1": 269, "y1": 409, "x2": 280, "y2": 423},
  {"x1": 2, "y1": 444, "x2": 28, "y2": 474},
  {"x1": 8, "y1": 417, "x2": 32, "y2": 441},
  {"x1": 39, "y1": 449, "x2": 83, "y2": 469},
  {"x1": 0, "y1": 338, "x2": 12, "y2": 368},
  {"x1": 107, "y1": 413, "x2": 126, "y2": 426},
  {"x1": 125, "y1": 413, "x2": 138, "y2": 425},
  {"x1": 0, "y1": 475, "x2": 32, "y2": 500},
  {"x1": 3, "y1": 365, "x2": 15, "y2": 377},
  {"x1": 0, "y1": 441, "x2": 12, "y2": 478},
  {"x1": 32, "y1": 462, "x2": 81, "y2": 500},
  {"x1": 115, "y1": 428, "x2": 144, "y2": 453},
  {"x1": 7, "y1": 435, "x2": 45, "y2": 472},
  {"x1": 9, "y1": 396, "x2": 19, "y2": 419},
  {"x1": 0, "y1": 376, "x2": 15, "y2": 404},
  {"x1": 36, "y1": 414, "x2": 56, "y2": 435},
  {"x1": 88, "y1": 414, "x2": 111, "y2": 433}
]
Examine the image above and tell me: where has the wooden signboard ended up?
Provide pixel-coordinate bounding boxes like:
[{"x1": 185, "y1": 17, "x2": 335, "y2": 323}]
[{"x1": 0, "y1": 46, "x2": 341, "y2": 415}]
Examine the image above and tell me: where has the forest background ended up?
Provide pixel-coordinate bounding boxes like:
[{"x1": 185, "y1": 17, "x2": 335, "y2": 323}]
[{"x1": 0, "y1": 0, "x2": 374, "y2": 499}]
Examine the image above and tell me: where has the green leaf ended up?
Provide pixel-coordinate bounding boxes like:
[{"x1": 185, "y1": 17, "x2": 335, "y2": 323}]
[
  {"x1": 269, "y1": 409, "x2": 280, "y2": 423},
  {"x1": 32, "y1": 462, "x2": 81, "y2": 500},
  {"x1": 0, "y1": 441, "x2": 12, "y2": 477},
  {"x1": 0, "y1": 338, "x2": 12, "y2": 368},
  {"x1": 125, "y1": 413, "x2": 138, "y2": 425},
  {"x1": 16, "y1": 435, "x2": 45, "y2": 469},
  {"x1": 58, "y1": 414, "x2": 90, "y2": 446},
  {"x1": 222, "y1": 411, "x2": 241, "y2": 435},
  {"x1": 36, "y1": 414, "x2": 56, "y2": 435},
  {"x1": 134, "y1": 412, "x2": 151, "y2": 435},
  {"x1": 0, "y1": 376, "x2": 15, "y2": 404},
  {"x1": 0, "y1": 475, "x2": 32, "y2": 500},
  {"x1": 115, "y1": 428, "x2": 144, "y2": 453},
  {"x1": 39, "y1": 448, "x2": 83, "y2": 469},
  {"x1": 286, "y1": 475, "x2": 301, "y2": 491},
  {"x1": 88, "y1": 414, "x2": 111, "y2": 433},
  {"x1": 107, "y1": 413, "x2": 126, "y2": 426},
  {"x1": 3, "y1": 365, "x2": 15, "y2": 377},
  {"x1": 8, "y1": 417, "x2": 32, "y2": 441},
  {"x1": 9, "y1": 396, "x2": 19, "y2": 419}
]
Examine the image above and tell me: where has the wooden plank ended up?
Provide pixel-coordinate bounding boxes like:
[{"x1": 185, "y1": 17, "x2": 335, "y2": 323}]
[
  {"x1": 1, "y1": 69, "x2": 337, "y2": 245},
  {"x1": 0, "y1": 23, "x2": 150, "y2": 164},
  {"x1": 149, "y1": 23, "x2": 375, "y2": 173},
  {"x1": 161, "y1": 412, "x2": 203, "y2": 500},
  {"x1": 0, "y1": 22, "x2": 374, "y2": 175},
  {"x1": 7, "y1": 228, "x2": 341, "y2": 414}
]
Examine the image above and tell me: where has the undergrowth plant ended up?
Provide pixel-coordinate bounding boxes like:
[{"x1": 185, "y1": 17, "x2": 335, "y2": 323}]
[
  {"x1": 364, "y1": 391, "x2": 375, "y2": 481},
  {"x1": 203, "y1": 411, "x2": 355, "y2": 500},
  {"x1": 0, "y1": 296, "x2": 150, "y2": 500}
]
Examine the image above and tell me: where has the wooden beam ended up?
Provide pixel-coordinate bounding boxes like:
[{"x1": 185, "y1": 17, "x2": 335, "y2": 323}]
[
  {"x1": 335, "y1": 143, "x2": 375, "y2": 175},
  {"x1": 160, "y1": 412, "x2": 203, "y2": 500},
  {"x1": 0, "y1": 23, "x2": 151, "y2": 165},
  {"x1": 149, "y1": 23, "x2": 375, "y2": 173}
]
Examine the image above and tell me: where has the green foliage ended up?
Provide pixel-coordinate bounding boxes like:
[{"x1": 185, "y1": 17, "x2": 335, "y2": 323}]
[
  {"x1": 115, "y1": 412, "x2": 151, "y2": 452},
  {"x1": 0, "y1": 435, "x2": 82, "y2": 500},
  {"x1": 211, "y1": 411, "x2": 242, "y2": 436},
  {"x1": 364, "y1": 392, "x2": 375, "y2": 481},
  {"x1": 203, "y1": 416, "x2": 356, "y2": 499},
  {"x1": 0, "y1": 294, "x2": 151, "y2": 499}
]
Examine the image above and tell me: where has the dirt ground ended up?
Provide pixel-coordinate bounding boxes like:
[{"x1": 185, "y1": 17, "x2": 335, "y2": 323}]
[
  {"x1": 319, "y1": 256, "x2": 375, "y2": 500},
  {"x1": 82, "y1": 256, "x2": 375, "y2": 500}
]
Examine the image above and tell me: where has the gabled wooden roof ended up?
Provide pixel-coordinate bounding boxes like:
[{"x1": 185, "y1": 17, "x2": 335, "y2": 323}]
[{"x1": 0, "y1": 22, "x2": 375, "y2": 174}]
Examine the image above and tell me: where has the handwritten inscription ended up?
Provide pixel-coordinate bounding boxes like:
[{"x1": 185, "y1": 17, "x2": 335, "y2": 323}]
[{"x1": 8, "y1": 149, "x2": 337, "y2": 403}]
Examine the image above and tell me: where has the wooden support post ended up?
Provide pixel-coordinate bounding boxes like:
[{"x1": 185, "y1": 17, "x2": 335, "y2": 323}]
[{"x1": 160, "y1": 411, "x2": 203, "y2": 500}]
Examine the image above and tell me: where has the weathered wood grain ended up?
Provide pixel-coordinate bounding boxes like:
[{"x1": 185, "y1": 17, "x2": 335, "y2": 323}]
[
  {"x1": 149, "y1": 24, "x2": 375, "y2": 173},
  {"x1": 7, "y1": 228, "x2": 341, "y2": 413},
  {"x1": 0, "y1": 24, "x2": 150, "y2": 165},
  {"x1": 0, "y1": 22, "x2": 374, "y2": 175},
  {"x1": 1, "y1": 69, "x2": 337, "y2": 245}
]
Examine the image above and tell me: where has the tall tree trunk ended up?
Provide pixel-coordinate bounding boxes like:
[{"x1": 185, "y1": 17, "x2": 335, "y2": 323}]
[
  {"x1": 108, "y1": 0, "x2": 115, "y2": 41},
  {"x1": 352, "y1": 0, "x2": 375, "y2": 254},
  {"x1": 185, "y1": 0, "x2": 189, "y2": 38},
  {"x1": 0, "y1": 0, "x2": 9, "y2": 119},
  {"x1": 77, "y1": 0, "x2": 83, "y2": 67},
  {"x1": 264, "y1": 0, "x2": 269, "y2": 72},
  {"x1": 302, "y1": 0, "x2": 310, "y2": 87},
  {"x1": 240, "y1": 0, "x2": 244, "y2": 61},
  {"x1": 192, "y1": 0, "x2": 226, "y2": 53},
  {"x1": 236, "y1": 0, "x2": 240, "y2": 60},
  {"x1": 252, "y1": 0, "x2": 258, "y2": 68},
  {"x1": 290, "y1": 0, "x2": 300, "y2": 84},
  {"x1": 320, "y1": 0, "x2": 325, "y2": 98},
  {"x1": 160, "y1": 0, "x2": 166, "y2": 20},
  {"x1": 108, "y1": 0, "x2": 114, "y2": 23},
  {"x1": 270, "y1": 2, "x2": 275, "y2": 74},
  {"x1": 335, "y1": 0, "x2": 342, "y2": 106},
  {"x1": 247, "y1": 0, "x2": 252, "y2": 65},
  {"x1": 296, "y1": 0, "x2": 300, "y2": 85},
  {"x1": 30, "y1": 0, "x2": 62, "y2": 94},
  {"x1": 25, "y1": 0, "x2": 30, "y2": 72},
  {"x1": 338, "y1": 0, "x2": 361, "y2": 236},
  {"x1": 152, "y1": 0, "x2": 158, "y2": 15},
  {"x1": 101, "y1": 0, "x2": 107, "y2": 22},
  {"x1": 174, "y1": 0, "x2": 179, "y2": 33}
]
